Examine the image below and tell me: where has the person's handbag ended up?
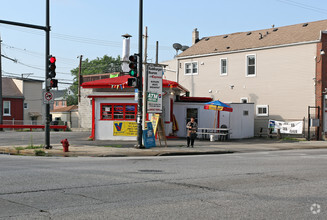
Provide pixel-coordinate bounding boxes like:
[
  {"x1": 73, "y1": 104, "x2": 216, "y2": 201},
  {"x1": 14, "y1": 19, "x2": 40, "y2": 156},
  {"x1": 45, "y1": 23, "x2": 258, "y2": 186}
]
[{"x1": 190, "y1": 132, "x2": 197, "y2": 139}]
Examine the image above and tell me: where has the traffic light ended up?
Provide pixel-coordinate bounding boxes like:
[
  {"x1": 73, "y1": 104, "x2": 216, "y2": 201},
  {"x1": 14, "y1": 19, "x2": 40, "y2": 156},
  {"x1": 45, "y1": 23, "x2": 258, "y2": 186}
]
[
  {"x1": 48, "y1": 56, "x2": 56, "y2": 78},
  {"x1": 127, "y1": 77, "x2": 139, "y2": 87},
  {"x1": 50, "y1": 79, "x2": 58, "y2": 88},
  {"x1": 128, "y1": 54, "x2": 138, "y2": 77}
]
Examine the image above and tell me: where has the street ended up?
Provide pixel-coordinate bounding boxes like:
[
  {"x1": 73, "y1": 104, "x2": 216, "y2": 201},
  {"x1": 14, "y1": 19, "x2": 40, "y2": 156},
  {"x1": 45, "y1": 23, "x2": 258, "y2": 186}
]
[{"x1": 1, "y1": 149, "x2": 327, "y2": 219}]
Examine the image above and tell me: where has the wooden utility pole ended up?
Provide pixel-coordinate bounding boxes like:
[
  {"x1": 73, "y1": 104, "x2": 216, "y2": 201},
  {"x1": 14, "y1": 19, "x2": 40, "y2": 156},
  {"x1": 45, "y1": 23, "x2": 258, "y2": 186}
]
[
  {"x1": 78, "y1": 55, "x2": 83, "y2": 103},
  {"x1": 142, "y1": 26, "x2": 148, "y2": 129},
  {"x1": 155, "y1": 41, "x2": 159, "y2": 64}
]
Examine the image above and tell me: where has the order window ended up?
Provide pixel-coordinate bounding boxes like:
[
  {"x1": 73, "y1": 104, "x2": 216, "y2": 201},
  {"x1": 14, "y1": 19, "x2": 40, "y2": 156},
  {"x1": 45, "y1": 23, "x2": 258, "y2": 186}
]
[{"x1": 101, "y1": 103, "x2": 137, "y2": 120}]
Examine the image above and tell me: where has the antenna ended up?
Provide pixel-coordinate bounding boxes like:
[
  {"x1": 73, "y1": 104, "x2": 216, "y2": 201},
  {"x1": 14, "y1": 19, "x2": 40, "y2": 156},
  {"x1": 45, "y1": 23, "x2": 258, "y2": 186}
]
[
  {"x1": 181, "y1": 45, "x2": 189, "y2": 51},
  {"x1": 173, "y1": 43, "x2": 182, "y2": 56}
]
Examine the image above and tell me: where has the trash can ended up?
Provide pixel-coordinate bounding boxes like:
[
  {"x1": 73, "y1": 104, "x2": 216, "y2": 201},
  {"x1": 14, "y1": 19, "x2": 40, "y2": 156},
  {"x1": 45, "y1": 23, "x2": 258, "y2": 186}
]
[{"x1": 210, "y1": 134, "x2": 216, "y2": 142}]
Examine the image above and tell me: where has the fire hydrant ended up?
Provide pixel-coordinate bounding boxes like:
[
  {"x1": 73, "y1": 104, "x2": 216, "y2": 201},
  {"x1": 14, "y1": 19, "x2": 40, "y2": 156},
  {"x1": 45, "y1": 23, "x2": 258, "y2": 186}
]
[{"x1": 61, "y1": 139, "x2": 69, "y2": 152}]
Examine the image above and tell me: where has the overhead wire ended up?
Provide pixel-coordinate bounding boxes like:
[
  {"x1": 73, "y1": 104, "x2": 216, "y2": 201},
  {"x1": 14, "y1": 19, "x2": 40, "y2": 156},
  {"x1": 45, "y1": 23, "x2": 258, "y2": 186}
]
[
  {"x1": 0, "y1": 24, "x2": 172, "y2": 50},
  {"x1": 3, "y1": 43, "x2": 78, "y2": 66},
  {"x1": 275, "y1": 0, "x2": 327, "y2": 15}
]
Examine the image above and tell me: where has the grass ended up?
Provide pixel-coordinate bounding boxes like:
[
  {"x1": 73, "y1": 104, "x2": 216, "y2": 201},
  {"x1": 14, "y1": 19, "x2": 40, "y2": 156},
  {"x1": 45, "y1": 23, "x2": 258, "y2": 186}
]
[
  {"x1": 15, "y1": 147, "x2": 25, "y2": 154},
  {"x1": 14, "y1": 145, "x2": 44, "y2": 155},
  {"x1": 34, "y1": 150, "x2": 46, "y2": 156},
  {"x1": 25, "y1": 145, "x2": 44, "y2": 149},
  {"x1": 102, "y1": 145, "x2": 123, "y2": 148},
  {"x1": 282, "y1": 137, "x2": 306, "y2": 142}
]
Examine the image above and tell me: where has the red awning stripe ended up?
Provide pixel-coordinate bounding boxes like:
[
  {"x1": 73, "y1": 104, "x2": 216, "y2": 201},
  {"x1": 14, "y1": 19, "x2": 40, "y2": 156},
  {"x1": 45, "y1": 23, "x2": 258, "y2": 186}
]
[{"x1": 81, "y1": 75, "x2": 189, "y2": 92}]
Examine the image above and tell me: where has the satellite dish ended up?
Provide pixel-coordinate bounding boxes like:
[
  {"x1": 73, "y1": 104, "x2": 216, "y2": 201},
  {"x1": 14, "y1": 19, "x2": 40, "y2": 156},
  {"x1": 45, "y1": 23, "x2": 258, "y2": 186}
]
[
  {"x1": 173, "y1": 43, "x2": 182, "y2": 51},
  {"x1": 181, "y1": 45, "x2": 189, "y2": 51}
]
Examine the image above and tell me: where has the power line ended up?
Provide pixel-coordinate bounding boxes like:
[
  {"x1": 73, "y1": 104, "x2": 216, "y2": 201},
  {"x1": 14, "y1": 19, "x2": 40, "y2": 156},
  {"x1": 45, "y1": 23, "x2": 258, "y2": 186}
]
[
  {"x1": 3, "y1": 43, "x2": 78, "y2": 65},
  {"x1": 3, "y1": 70, "x2": 73, "y2": 84},
  {"x1": 0, "y1": 24, "x2": 172, "y2": 50},
  {"x1": 276, "y1": 0, "x2": 327, "y2": 15}
]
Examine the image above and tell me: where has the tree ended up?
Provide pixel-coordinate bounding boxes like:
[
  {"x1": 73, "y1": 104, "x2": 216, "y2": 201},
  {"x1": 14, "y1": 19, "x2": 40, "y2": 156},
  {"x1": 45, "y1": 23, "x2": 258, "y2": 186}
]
[{"x1": 66, "y1": 55, "x2": 121, "y2": 105}]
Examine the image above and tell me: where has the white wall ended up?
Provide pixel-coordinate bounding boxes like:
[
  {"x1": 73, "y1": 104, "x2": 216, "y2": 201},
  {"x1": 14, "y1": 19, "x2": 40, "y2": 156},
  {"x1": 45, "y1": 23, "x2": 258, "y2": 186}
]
[
  {"x1": 79, "y1": 88, "x2": 93, "y2": 129},
  {"x1": 95, "y1": 97, "x2": 137, "y2": 140},
  {"x1": 174, "y1": 102, "x2": 254, "y2": 139},
  {"x1": 174, "y1": 103, "x2": 216, "y2": 137},
  {"x1": 229, "y1": 103, "x2": 254, "y2": 139},
  {"x1": 177, "y1": 43, "x2": 316, "y2": 134}
]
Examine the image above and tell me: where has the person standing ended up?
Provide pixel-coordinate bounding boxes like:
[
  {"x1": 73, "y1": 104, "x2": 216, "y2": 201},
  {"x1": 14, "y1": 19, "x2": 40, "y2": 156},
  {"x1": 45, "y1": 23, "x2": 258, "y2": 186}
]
[{"x1": 186, "y1": 117, "x2": 198, "y2": 147}]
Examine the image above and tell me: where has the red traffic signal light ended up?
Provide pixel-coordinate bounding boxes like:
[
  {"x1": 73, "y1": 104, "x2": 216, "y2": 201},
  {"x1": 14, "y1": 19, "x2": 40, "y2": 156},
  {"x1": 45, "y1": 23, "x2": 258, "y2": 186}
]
[
  {"x1": 48, "y1": 56, "x2": 56, "y2": 78},
  {"x1": 49, "y1": 56, "x2": 56, "y2": 64}
]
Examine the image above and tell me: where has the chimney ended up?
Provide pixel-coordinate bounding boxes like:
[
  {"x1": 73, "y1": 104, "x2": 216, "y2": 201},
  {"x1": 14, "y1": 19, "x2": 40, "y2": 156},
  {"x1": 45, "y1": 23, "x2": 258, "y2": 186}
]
[
  {"x1": 121, "y1": 34, "x2": 132, "y2": 73},
  {"x1": 192, "y1": 28, "x2": 199, "y2": 45}
]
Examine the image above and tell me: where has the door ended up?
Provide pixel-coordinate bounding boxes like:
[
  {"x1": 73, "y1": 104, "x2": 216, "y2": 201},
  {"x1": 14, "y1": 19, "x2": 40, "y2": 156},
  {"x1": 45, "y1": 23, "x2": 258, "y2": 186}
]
[{"x1": 186, "y1": 108, "x2": 198, "y2": 124}]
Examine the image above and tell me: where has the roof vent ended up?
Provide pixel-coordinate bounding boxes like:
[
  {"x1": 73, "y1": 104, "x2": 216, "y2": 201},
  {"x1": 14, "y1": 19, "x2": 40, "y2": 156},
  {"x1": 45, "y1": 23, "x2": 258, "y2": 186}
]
[
  {"x1": 273, "y1": 28, "x2": 278, "y2": 32},
  {"x1": 205, "y1": 37, "x2": 210, "y2": 41},
  {"x1": 247, "y1": 32, "x2": 252, "y2": 35},
  {"x1": 223, "y1": 35, "x2": 228, "y2": 38},
  {"x1": 214, "y1": 48, "x2": 218, "y2": 51},
  {"x1": 302, "y1": 23, "x2": 308, "y2": 27},
  {"x1": 226, "y1": 46, "x2": 230, "y2": 49}
]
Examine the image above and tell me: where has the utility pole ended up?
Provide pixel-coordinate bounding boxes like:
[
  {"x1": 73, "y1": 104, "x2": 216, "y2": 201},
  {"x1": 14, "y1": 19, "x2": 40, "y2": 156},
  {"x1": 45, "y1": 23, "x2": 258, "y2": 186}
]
[
  {"x1": 0, "y1": 35, "x2": 3, "y2": 131},
  {"x1": 155, "y1": 41, "x2": 159, "y2": 64},
  {"x1": 142, "y1": 26, "x2": 148, "y2": 129},
  {"x1": 44, "y1": 0, "x2": 51, "y2": 149},
  {"x1": 78, "y1": 55, "x2": 83, "y2": 103},
  {"x1": 136, "y1": 0, "x2": 143, "y2": 148}
]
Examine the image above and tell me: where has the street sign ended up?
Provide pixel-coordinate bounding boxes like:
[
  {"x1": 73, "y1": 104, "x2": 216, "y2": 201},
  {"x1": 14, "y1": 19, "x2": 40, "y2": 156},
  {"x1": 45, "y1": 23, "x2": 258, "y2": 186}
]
[
  {"x1": 147, "y1": 65, "x2": 163, "y2": 113},
  {"x1": 43, "y1": 91, "x2": 54, "y2": 104}
]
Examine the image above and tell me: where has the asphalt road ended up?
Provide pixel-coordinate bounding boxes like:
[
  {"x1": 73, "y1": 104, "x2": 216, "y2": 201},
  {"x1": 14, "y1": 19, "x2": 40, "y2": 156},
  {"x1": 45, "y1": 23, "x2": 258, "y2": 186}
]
[
  {"x1": 1, "y1": 149, "x2": 327, "y2": 219},
  {"x1": 0, "y1": 131, "x2": 93, "y2": 147}
]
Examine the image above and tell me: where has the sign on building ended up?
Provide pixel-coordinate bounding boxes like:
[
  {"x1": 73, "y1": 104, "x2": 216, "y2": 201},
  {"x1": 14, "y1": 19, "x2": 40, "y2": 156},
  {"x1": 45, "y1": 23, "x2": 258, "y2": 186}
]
[
  {"x1": 147, "y1": 65, "x2": 163, "y2": 113},
  {"x1": 113, "y1": 121, "x2": 138, "y2": 136},
  {"x1": 269, "y1": 119, "x2": 303, "y2": 134}
]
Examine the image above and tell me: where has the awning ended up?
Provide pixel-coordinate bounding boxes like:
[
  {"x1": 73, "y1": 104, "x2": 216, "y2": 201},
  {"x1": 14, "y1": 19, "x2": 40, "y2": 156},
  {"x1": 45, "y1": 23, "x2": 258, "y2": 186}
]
[
  {"x1": 81, "y1": 75, "x2": 189, "y2": 93},
  {"x1": 28, "y1": 112, "x2": 42, "y2": 117}
]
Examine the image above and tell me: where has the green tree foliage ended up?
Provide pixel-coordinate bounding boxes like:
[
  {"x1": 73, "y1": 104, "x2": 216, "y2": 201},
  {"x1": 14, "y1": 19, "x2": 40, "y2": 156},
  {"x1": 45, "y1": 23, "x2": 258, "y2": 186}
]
[{"x1": 66, "y1": 55, "x2": 121, "y2": 105}]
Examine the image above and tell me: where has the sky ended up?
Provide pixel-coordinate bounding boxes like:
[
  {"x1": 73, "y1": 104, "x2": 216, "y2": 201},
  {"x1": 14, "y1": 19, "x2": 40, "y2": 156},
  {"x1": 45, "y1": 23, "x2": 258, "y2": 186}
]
[{"x1": 0, "y1": 0, "x2": 326, "y2": 89}]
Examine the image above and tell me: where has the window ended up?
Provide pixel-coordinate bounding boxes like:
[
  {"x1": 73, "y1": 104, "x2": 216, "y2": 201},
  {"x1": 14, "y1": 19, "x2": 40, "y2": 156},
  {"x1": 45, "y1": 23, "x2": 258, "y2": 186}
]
[
  {"x1": 3, "y1": 101, "x2": 10, "y2": 116},
  {"x1": 184, "y1": 61, "x2": 198, "y2": 75},
  {"x1": 56, "y1": 101, "x2": 59, "y2": 106},
  {"x1": 24, "y1": 103, "x2": 28, "y2": 109},
  {"x1": 246, "y1": 54, "x2": 256, "y2": 76},
  {"x1": 101, "y1": 103, "x2": 137, "y2": 120},
  {"x1": 62, "y1": 101, "x2": 65, "y2": 106},
  {"x1": 256, "y1": 105, "x2": 268, "y2": 116},
  {"x1": 240, "y1": 97, "x2": 248, "y2": 103},
  {"x1": 220, "y1": 58, "x2": 227, "y2": 75}
]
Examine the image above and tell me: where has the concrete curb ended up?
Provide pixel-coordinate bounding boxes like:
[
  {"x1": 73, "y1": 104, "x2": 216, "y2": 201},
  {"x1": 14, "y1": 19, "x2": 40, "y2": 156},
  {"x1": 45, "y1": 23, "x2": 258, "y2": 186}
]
[{"x1": 0, "y1": 139, "x2": 326, "y2": 157}]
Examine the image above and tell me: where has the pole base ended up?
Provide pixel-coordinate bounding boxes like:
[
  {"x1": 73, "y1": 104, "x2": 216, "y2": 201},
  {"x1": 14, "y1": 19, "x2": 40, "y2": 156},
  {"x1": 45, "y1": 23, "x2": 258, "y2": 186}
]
[
  {"x1": 45, "y1": 145, "x2": 52, "y2": 149},
  {"x1": 134, "y1": 144, "x2": 145, "y2": 149}
]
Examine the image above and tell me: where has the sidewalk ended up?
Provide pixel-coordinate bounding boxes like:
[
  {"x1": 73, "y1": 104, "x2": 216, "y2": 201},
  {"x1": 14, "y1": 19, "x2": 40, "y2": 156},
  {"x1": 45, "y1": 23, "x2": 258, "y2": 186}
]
[{"x1": 1, "y1": 136, "x2": 326, "y2": 157}]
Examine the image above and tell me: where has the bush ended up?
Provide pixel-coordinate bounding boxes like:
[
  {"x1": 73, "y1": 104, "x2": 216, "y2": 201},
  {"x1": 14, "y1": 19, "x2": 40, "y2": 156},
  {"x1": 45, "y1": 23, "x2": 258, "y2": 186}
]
[{"x1": 34, "y1": 150, "x2": 46, "y2": 156}]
